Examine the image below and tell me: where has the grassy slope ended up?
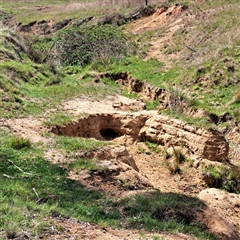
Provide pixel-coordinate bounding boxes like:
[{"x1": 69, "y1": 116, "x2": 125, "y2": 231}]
[
  {"x1": 0, "y1": 0, "x2": 239, "y2": 239},
  {"x1": 129, "y1": 0, "x2": 240, "y2": 120}
]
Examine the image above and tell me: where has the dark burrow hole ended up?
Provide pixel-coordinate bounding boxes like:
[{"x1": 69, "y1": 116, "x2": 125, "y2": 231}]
[{"x1": 100, "y1": 128, "x2": 120, "y2": 140}]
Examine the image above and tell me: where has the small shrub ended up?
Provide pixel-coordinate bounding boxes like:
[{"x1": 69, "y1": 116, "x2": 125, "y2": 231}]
[
  {"x1": 54, "y1": 24, "x2": 130, "y2": 66},
  {"x1": 168, "y1": 161, "x2": 182, "y2": 174},
  {"x1": 163, "y1": 154, "x2": 181, "y2": 174},
  {"x1": 22, "y1": 35, "x2": 53, "y2": 64},
  {"x1": 10, "y1": 136, "x2": 31, "y2": 149},
  {"x1": 173, "y1": 149, "x2": 186, "y2": 164}
]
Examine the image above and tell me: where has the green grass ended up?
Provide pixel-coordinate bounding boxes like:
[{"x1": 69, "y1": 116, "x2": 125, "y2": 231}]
[
  {"x1": 44, "y1": 112, "x2": 88, "y2": 127},
  {"x1": 118, "y1": 0, "x2": 240, "y2": 122},
  {"x1": 161, "y1": 110, "x2": 216, "y2": 130},
  {"x1": 53, "y1": 135, "x2": 110, "y2": 153},
  {"x1": 202, "y1": 164, "x2": 240, "y2": 193},
  {"x1": 145, "y1": 141, "x2": 160, "y2": 154},
  {"x1": 0, "y1": 31, "x2": 120, "y2": 118},
  {"x1": 98, "y1": 53, "x2": 239, "y2": 123},
  {"x1": 146, "y1": 100, "x2": 160, "y2": 110},
  {"x1": 68, "y1": 158, "x2": 103, "y2": 173},
  {"x1": 0, "y1": 129, "x2": 119, "y2": 238},
  {"x1": 100, "y1": 56, "x2": 179, "y2": 88}
]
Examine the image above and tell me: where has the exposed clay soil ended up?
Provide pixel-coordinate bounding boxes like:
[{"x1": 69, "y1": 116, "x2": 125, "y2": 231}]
[
  {"x1": 45, "y1": 216, "x2": 198, "y2": 240},
  {"x1": 126, "y1": 4, "x2": 187, "y2": 69}
]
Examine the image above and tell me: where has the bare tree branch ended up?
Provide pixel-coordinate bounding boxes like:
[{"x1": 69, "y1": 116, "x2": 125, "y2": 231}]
[
  {"x1": 3, "y1": 174, "x2": 14, "y2": 179},
  {"x1": 7, "y1": 159, "x2": 33, "y2": 176},
  {"x1": 33, "y1": 187, "x2": 40, "y2": 200}
]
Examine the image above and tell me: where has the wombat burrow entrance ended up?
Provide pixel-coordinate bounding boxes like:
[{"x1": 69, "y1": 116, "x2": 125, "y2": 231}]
[
  {"x1": 51, "y1": 112, "x2": 148, "y2": 141},
  {"x1": 100, "y1": 128, "x2": 120, "y2": 140},
  {"x1": 51, "y1": 114, "x2": 125, "y2": 141}
]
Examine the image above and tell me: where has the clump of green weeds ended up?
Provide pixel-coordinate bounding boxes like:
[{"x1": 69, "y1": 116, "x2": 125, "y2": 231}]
[
  {"x1": 146, "y1": 141, "x2": 160, "y2": 154},
  {"x1": 202, "y1": 164, "x2": 240, "y2": 193},
  {"x1": 173, "y1": 148, "x2": 186, "y2": 164},
  {"x1": 9, "y1": 136, "x2": 31, "y2": 150},
  {"x1": 162, "y1": 147, "x2": 186, "y2": 174}
]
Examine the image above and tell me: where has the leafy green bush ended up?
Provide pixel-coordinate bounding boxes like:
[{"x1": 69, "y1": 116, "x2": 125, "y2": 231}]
[{"x1": 54, "y1": 24, "x2": 130, "y2": 66}]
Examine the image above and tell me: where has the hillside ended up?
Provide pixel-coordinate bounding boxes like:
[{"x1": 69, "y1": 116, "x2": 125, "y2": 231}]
[{"x1": 0, "y1": 0, "x2": 240, "y2": 239}]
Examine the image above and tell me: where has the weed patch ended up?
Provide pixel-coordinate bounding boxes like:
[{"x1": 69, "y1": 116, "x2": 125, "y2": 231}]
[
  {"x1": 202, "y1": 165, "x2": 240, "y2": 193},
  {"x1": 9, "y1": 136, "x2": 31, "y2": 150},
  {"x1": 53, "y1": 135, "x2": 109, "y2": 153}
]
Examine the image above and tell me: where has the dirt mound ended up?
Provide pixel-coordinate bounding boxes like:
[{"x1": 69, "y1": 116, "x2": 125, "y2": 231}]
[
  {"x1": 70, "y1": 146, "x2": 152, "y2": 196},
  {"x1": 16, "y1": 17, "x2": 93, "y2": 35},
  {"x1": 199, "y1": 188, "x2": 240, "y2": 239},
  {"x1": 130, "y1": 4, "x2": 187, "y2": 34},
  {"x1": 97, "y1": 6, "x2": 155, "y2": 26}
]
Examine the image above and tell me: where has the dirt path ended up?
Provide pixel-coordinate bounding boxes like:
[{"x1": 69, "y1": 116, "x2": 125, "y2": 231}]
[
  {"x1": 44, "y1": 216, "x2": 196, "y2": 240},
  {"x1": 127, "y1": 5, "x2": 186, "y2": 68}
]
